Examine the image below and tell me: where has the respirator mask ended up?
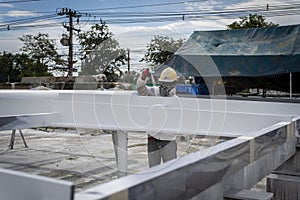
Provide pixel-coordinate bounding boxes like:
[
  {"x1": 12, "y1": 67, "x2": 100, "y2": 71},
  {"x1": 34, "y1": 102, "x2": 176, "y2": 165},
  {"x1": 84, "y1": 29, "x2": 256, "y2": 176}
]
[{"x1": 159, "y1": 81, "x2": 176, "y2": 97}]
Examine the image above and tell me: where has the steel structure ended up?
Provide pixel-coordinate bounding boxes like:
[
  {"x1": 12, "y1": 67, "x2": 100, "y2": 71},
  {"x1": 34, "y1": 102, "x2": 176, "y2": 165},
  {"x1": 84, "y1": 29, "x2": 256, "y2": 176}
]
[
  {"x1": 1, "y1": 90, "x2": 299, "y2": 136},
  {"x1": 0, "y1": 90, "x2": 300, "y2": 199}
]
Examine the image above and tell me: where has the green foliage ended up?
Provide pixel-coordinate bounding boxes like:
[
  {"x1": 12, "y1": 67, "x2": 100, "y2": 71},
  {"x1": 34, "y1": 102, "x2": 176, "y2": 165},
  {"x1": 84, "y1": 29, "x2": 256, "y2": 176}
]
[
  {"x1": 77, "y1": 21, "x2": 127, "y2": 81},
  {"x1": 0, "y1": 52, "x2": 19, "y2": 82},
  {"x1": 226, "y1": 14, "x2": 279, "y2": 30},
  {"x1": 15, "y1": 53, "x2": 52, "y2": 77},
  {"x1": 141, "y1": 35, "x2": 185, "y2": 67},
  {"x1": 119, "y1": 70, "x2": 139, "y2": 84},
  {"x1": 0, "y1": 52, "x2": 52, "y2": 83},
  {"x1": 19, "y1": 32, "x2": 65, "y2": 75}
]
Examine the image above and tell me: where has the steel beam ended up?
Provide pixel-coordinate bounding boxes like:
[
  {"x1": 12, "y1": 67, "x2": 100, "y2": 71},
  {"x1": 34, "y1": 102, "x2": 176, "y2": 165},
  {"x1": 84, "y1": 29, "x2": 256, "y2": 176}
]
[
  {"x1": 0, "y1": 168, "x2": 74, "y2": 200},
  {"x1": 1, "y1": 90, "x2": 300, "y2": 199},
  {"x1": 1, "y1": 90, "x2": 299, "y2": 137},
  {"x1": 75, "y1": 120, "x2": 298, "y2": 200}
]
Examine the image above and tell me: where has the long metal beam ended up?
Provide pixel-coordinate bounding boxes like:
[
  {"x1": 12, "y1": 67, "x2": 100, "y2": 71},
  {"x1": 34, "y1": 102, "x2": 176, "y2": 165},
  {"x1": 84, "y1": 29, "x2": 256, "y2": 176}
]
[
  {"x1": 0, "y1": 168, "x2": 74, "y2": 200},
  {"x1": 1, "y1": 90, "x2": 299, "y2": 137},
  {"x1": 75, "y1": 120, "x2": 298, "y2": 200},
  {"x1": 1, "y1": 90, "x2": 300, "y2": 199}
]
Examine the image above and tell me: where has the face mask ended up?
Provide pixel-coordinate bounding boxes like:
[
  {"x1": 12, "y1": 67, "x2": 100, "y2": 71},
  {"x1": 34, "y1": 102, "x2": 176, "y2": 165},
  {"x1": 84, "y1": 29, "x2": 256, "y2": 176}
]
[
  {"x1": 159, "y1": 85, "x2": 171, "y2": 97},
  {"x1": 159, "y1": 81, "x2": 177, "y2": 97}
]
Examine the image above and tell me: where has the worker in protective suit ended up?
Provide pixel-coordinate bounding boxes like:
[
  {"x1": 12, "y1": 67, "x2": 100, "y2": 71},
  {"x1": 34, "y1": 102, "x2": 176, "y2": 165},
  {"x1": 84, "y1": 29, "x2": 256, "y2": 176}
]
[{"x1": 136, "y1": 67, "x2": 177, "y2": 167}]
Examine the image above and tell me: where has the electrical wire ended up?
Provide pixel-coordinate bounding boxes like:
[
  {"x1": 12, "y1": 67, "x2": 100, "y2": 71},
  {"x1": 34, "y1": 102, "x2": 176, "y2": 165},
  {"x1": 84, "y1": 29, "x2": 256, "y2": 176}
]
[
  {"x1": 72, "y1": 2, "x2": 300, "y2": 25},
  {"x1": 0, "y1": 14, "x2": 62, "y2": 27},
  {"x1": 78, "y1": 0, "x2": 206, "y2": 12},
  {"x1": 86, "y1": 3, "x2": 300, "y2": 17},
  {"x1": 1, "y1": 1, "x2": 300, "y2": 45},
  {"x1": 0, "y1": 0, "x2": 40, "y2": 4},
  {"x1": 0, "y1": 2, "x2": 300, "y2": 29},
  {"x1": 0, "y1": 22, "x2": 61, "y2": 31}
]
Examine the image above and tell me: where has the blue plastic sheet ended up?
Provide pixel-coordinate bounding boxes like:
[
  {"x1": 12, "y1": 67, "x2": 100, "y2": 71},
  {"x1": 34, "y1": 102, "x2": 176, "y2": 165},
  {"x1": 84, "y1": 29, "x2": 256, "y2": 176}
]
[{"x1": 176, "y1": 84, "x2": 209, "y2": 95}]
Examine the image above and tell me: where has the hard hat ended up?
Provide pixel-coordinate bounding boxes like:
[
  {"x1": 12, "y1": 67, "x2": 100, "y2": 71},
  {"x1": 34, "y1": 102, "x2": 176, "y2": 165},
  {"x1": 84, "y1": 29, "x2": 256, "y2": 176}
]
[{"x1": 158, "y1": 67, "x2": 177, "y2": 83}]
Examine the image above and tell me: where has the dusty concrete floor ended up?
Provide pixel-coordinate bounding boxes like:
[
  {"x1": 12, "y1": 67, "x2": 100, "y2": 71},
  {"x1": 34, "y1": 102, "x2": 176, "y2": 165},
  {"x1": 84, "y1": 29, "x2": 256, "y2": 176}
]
[{"x1": 0, "y1": 128, "x2": 222, "y2": 192}]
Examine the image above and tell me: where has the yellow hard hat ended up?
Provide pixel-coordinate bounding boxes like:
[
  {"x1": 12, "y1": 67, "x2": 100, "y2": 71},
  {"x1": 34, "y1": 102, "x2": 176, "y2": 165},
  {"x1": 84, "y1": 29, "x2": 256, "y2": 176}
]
[{"x1": 159, "y1": 67, "x2": 177, "y2": 83}]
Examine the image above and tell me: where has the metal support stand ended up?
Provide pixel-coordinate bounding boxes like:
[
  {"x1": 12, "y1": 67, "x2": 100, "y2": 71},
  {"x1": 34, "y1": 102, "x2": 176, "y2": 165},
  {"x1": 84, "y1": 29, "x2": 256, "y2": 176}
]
[
  {"x1": 112, "y1": 131, "x2": 128, "y2": 178},
  {"x1": 290, "y1": 72, "x2": 293, "y2": 98},
  {"x1": 8, "y1": 129, "x2": 28, "y2": 150}
]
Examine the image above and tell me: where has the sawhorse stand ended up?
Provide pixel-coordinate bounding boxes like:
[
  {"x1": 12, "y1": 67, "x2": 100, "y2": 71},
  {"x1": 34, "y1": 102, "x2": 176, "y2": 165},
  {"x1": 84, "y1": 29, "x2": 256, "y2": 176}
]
[{"x1": 8, "y1": 129, "x2": 28, "y2": 150}]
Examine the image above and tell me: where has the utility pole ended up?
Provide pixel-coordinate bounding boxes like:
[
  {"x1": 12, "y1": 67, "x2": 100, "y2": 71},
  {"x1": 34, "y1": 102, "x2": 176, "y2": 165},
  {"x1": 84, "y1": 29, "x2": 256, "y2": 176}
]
[
  {"x1": 57, "y1": 8, "x2": 80, "y2": 76},
  {"x1": 127, "y1": 49, "x2": 130, "y2": 72}
]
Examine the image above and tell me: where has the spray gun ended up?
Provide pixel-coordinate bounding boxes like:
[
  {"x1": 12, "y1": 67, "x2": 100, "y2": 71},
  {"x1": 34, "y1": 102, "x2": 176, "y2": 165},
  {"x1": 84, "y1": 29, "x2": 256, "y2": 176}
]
[{"x1": 141, "y1": 67, "x2": 156, "y2": 86}]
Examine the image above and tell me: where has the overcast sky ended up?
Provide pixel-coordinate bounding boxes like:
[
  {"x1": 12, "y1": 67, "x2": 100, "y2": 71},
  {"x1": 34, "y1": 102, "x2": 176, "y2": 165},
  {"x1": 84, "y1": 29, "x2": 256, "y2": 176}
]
[{"x1": 0, "y1": 0, "x2": 299, "y2": 71}]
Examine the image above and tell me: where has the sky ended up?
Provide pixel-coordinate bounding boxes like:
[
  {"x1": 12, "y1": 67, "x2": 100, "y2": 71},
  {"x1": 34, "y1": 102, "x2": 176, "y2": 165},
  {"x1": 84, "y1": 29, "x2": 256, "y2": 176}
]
[{"x1": 0, "y1": 0, "x2": 300, "y2": 72}]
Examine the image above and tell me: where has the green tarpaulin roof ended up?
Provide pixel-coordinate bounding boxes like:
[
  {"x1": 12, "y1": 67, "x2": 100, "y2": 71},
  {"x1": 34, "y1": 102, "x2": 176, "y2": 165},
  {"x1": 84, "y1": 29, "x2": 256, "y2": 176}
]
[{"x1": 156, "y1": 24, "x2": 300, "y2": 77}]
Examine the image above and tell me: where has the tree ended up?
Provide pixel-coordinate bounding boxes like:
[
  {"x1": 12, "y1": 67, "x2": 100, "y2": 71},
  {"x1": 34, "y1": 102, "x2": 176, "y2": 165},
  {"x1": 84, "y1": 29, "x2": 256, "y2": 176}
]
[
  {"x1": 14, "y1": 53, "x2": 50, "y2": 78},
  {"x1": 77, "y1": 21, "x2": 127, "y2": 81},
  {"x1": 141, "y1": 35, "x2": 185, "y2": 67},
  {"x1": 226, "y1": 14, "x2": 278, "y2": 30},
  {"x1": 119, "y1": 70, "x2": 138, "y2": 84},
  {"x1": 19, "y1": 32, "x2": 65, "y2": 76},
  {"x1": 0, "y1": 52, "x2": 19, "y2": 82}
]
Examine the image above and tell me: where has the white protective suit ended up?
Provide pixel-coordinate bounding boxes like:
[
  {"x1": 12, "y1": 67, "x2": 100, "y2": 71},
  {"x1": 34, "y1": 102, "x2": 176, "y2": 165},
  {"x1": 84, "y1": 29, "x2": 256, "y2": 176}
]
[{"x1": 136, "y1": 76, "x2": 177, "y2": 167}]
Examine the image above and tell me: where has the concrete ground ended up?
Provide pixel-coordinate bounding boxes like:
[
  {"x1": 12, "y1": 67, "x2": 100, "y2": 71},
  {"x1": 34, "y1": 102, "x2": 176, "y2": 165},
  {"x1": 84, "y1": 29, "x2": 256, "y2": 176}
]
[{"x1": 0, "y1": 128, "x2": 222, "y2": 192}]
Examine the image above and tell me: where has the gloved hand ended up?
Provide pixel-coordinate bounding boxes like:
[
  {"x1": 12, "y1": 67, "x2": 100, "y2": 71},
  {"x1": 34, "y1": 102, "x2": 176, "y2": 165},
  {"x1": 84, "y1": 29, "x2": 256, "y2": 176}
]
[{"x1": 141, "y1": 68, "x2": 150, "y2": 80}]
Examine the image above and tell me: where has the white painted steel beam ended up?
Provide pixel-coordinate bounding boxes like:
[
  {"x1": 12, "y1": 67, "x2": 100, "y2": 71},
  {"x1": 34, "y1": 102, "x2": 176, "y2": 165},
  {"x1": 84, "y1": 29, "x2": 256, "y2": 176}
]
[
  {"x1": 75, "y1": 121, "x2": 298, "y2": 200},
  {"x1": 1, "y1": 90, "x2": 300, "y2": 200},
  {"x1": 112, "y1": 131, "x2": 128, "y2": 178},
  {"x1": 0, "y1": 90, "x2": 299, "y2": 137},
  {"x1": 0, "y1": 168, "x2": 74, "y2": 200}
]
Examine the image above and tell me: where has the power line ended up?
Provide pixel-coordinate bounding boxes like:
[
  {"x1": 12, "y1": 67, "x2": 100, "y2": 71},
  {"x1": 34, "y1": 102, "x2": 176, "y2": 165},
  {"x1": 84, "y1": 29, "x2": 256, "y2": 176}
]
[
  {"x1": 1, "y1": 2, "x2": 300, "y2": 28},
  {"x1": 0, "y1": 14, "x2": 62, "y2": 26},
  {"x1": 85, "y1": 3, "x2": 300, "y2": 18},
  {"x1": 73, "y1": 2, "x2": 300, "y2": 25},
  {"x1": 0, "y1": 0, "x2": 40, "y2": 4},
  {"x1": 1, "y1": 0, "x2": 299, "y2": 17},
  {"x1": 78, "y1": 1, "x2": 205, "y2": 12},
  {"x1": 1, "y1": 2, "x2": 300, "y2": 33},
  {"x1": 0, "y1": 22, "x2": 61, "y2": 31}
]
